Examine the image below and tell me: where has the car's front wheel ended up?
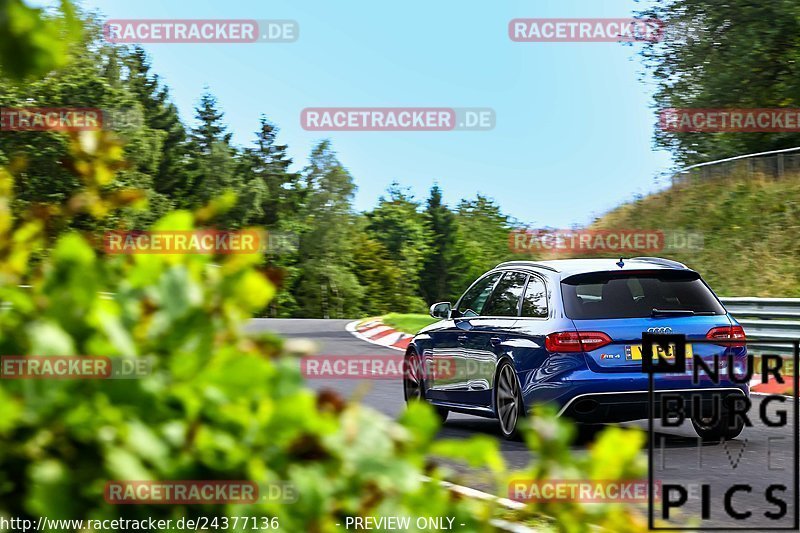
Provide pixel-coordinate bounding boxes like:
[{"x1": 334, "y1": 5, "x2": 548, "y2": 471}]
[
  {"x1": 495, "y1": 360, "x2": 524, "y2": 440},
  {"x1": 404, "y1": 350, "x2": 448, "y2": 423}
]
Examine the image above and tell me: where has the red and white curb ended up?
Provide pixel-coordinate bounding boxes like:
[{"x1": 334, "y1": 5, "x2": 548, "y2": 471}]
[
  {"x1": 346, "y1": 318, "x2": 413, "y2": 352},
  {"x1": 749, "y1": 368, "x2": 794, "y2": 395},
  {"x1": 751, "y1": 379, "x2": 793, "y2": 395}
]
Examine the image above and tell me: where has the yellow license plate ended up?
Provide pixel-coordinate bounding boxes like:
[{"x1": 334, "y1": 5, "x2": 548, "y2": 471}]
[{"x1": 626, "y1": 344, "x2": 693, "y2": 361}]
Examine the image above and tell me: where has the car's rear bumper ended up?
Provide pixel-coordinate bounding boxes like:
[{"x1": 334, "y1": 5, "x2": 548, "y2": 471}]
[
  {"x1": 520, "y1": 367, "x2": 750, "y2": 423},
  {"x1": 556, "y1": 387, "x2": 748, "y2": 423}
]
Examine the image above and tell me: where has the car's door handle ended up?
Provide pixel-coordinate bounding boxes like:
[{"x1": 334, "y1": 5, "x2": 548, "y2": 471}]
[
  {"x1": 457, "y1": 335, "x2": 468, "y2": 343},
  {"x1": 490, "y1": 336, "x2": 503, "y2": 345}
]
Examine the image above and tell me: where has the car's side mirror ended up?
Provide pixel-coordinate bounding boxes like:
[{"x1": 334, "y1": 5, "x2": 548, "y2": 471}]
[{"x1": 430, "y1": 302, "x2": 452, "y2": 319}]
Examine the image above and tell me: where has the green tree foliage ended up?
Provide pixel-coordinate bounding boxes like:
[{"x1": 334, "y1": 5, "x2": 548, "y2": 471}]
[
  {"x1": 243, "y1": 118, "x2": 299, "y2": 228},
  {"x1": 191, "y1": 91, "x2": 232, "y2": 153},
  {"x1": 639, "y1": 0, "x2": 800, "y2": 165},
  {"x1": 419, "y1": 185, "x2": 460, "y2": 305},
  {"x1": 124, "y1": 47, "x2": 191, "y2": 201},
  {"x1": 0, "y1": 0, "x2": 81, "y2": 81},
  {"x1": 186, "y1": 92, "x2": 237, "y2": 206},
  {"x1": 291, "y1": 141, "x2": 363, "y2": 318},
  {"x1": 366, "y1": 183, "x2": 431, "y2": 313},
  {"x1": 351, "y1": 221, "x2": 410, "y2": 315},
  {"x1": 452, "y1": 195, "x2": 518, "y2": 298}
]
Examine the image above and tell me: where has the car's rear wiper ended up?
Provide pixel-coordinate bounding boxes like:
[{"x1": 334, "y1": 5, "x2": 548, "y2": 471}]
[{"x1": 651, "y1": 308, "x2": 715, "y2": 316}]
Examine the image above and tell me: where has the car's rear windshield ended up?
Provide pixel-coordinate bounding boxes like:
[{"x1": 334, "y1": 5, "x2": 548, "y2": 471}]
[{"x1": 560, "y1": 270, "x2": 726, "y2": 319}]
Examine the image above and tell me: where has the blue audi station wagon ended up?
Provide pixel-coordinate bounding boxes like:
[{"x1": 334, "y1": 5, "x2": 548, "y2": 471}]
[{"x1": 404, "y1": 258, "x2": 748, "y2": 439}]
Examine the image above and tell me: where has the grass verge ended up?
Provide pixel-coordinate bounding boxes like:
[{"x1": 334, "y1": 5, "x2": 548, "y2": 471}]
[
  {"x1": 381, "y1": 312, "x2": 438, "y2": 334},
  {"x1": 591, "y1": 169, "x2": 800, "y2": 296}
]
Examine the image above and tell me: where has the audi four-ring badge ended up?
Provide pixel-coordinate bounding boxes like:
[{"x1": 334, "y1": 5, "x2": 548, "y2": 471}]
[{"x1": 404, "y1": 257, "x2": 748, "y2": 439}]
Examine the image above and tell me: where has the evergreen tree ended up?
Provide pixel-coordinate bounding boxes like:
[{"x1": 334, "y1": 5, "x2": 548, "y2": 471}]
[
  {"x1": 243, "y1": 117, "x2": 299, "y2": 227},
  {"x1": 419, "y1": 184, "x2": 459, "y2": 304},
  {"x1": 121, "y1": 47, "x2": 190, "y2": 212},
  {"x1": 186, "y1": 91, "x2": 237, "y2": 207},
  {"x1": 191, "y1": 91, "x2": 232, "y2": 154}
]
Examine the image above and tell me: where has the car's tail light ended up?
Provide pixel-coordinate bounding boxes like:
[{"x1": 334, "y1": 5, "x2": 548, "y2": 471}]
[
  {"x1": 545, "y1": 331, "x2": 612, "y2": 353},
  {"x1": 706, "y1": 325, "x2": 746, "y2": 347}
]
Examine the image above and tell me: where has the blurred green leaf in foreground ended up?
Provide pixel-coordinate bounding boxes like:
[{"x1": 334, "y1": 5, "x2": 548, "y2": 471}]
[{"x1": 0, "y1": 0, "x2": 82, "y2": 81}]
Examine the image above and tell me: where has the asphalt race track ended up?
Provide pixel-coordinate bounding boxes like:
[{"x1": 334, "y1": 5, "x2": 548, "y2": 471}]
[{"x1": 249, "y1": 318, "x2": 799, "y2": 529}]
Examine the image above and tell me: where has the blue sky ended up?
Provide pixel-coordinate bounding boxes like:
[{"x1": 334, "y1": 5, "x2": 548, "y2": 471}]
[{"x1": 49, "y1": 0, "x2": 671, "y2": 227}]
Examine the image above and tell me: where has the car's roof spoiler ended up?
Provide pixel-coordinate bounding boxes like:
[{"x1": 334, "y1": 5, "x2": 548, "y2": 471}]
[
  {"x1": 494, "y1": 261, "x2": 559, "y2": 272},
  {"x1": 630, "y1": 257, "x2": 689, "y2": 269}
]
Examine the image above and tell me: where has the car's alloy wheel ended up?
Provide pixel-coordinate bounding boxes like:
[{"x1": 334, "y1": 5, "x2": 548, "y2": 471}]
[
  {"x1": 404, "y1": 351, "x2": 448, "y2": 422},
  {"x1": 403, "y1": 352, "x2": 423, "y2": 402},
  {"x1": 496, "y1": 361, "x2": 522, "y2": 439}
]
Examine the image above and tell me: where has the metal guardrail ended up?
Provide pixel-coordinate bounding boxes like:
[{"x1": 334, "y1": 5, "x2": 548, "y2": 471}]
[
  {"x1": 721, "y1": 297, "x2": 800, "y2": 357},
  {"x1": 672, "y1": 145, "x2": 800, "y2": 183}
]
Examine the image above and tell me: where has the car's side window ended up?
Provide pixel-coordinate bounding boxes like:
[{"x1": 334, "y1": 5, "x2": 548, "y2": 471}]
[
  {"x1": 482, "y1": 272, "x2": 528, "y2": 317},
  {"x1": 456, "y1": 273, "x2": 502, "y2": 317},
  {"x1": 521, "y1": 275, "x2": 548, "y2": 318}
]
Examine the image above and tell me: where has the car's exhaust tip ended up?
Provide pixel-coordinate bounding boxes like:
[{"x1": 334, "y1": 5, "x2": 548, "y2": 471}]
[{"x1": 573, "y1": 398, "x2": 599, "y2": 415}]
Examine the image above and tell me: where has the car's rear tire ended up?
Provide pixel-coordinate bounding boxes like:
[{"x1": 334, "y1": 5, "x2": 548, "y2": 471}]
[
  {"x1": 495, "y1": 360, "x2": 524, "y2": 440},
  {"x1": 691, "y1": 410, "x2": 745, "y2": 441},
  {"x1": 404, "y1": 350, "x2": 448, "y2": 423}
]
